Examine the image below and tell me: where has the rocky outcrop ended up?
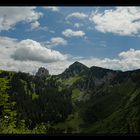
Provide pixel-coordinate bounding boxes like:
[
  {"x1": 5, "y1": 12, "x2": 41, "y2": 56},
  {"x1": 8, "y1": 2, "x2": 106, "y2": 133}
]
[{"x1": 36, "y1": 67, "x2": 49, "y2": 78}]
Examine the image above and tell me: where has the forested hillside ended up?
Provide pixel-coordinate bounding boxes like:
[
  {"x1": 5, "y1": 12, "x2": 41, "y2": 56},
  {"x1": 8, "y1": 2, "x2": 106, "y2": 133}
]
[{"x1": 0, "y1": 61, "x2": 140, "y2": 134}]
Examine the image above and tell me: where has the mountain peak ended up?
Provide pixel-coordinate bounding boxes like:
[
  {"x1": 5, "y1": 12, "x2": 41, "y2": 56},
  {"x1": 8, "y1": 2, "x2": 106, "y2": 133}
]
[
  {"x1": 72, "y1": 61, "x2": 83, "y2": 65},
  {"x1": 61, "y1": 61, "x2": 89, "y2": 78},
  {"x1": 69, "y1": 61, "x2": 88, "y2": 68}
]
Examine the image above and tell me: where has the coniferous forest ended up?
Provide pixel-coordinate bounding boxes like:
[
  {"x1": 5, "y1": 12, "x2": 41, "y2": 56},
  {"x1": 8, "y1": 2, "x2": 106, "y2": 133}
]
[{"x1": 0, "y1": 61, "x2": 140, "y2": 134}]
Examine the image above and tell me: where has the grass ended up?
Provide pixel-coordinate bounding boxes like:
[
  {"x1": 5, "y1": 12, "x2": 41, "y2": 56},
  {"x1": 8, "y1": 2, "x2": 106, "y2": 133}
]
[
  {"x1": 72, "y1": 88, "x2": 81, "y2": 101},
  {"x1": 0, "y1": 70, "x2": 3, "y2": 74},
  {"x1": 62, "y1": 76, "x2": 81, "y2": 86},
  {"x1": 53, "y1": 112, "x2": 83, "y2": 133}
]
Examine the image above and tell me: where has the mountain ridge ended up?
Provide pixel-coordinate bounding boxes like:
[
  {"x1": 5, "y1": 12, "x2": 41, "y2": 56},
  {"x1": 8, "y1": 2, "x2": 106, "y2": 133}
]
[{"x1": 0, "y1": 61, "x2": 140, "y2": 134}]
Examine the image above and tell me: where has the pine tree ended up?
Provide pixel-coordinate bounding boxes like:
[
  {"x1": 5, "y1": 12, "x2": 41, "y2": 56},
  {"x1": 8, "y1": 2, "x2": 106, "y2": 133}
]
[{"x1": 0, "y1": 78, "x2": 17, "y2": 133}]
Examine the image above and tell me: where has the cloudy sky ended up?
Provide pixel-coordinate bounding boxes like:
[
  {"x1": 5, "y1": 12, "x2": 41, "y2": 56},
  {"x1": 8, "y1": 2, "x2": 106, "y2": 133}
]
[{"x1": 1, "y1": 6, "x2": 140, "y2": 74}]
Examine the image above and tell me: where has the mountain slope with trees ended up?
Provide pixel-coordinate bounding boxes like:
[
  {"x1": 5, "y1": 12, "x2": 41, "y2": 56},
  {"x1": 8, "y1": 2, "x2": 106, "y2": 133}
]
[{"x1": 0, "y1": 62, "x2": 140, "y2": 134}]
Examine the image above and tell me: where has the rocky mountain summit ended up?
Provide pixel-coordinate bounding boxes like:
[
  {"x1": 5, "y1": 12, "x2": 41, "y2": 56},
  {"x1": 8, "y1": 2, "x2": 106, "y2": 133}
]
[
  {"x1": 60, "y1": 61, "x2": 89, "y2": 78},
  {"x1": 36, "y1": 67, "x2": 49, "y2": 78}
]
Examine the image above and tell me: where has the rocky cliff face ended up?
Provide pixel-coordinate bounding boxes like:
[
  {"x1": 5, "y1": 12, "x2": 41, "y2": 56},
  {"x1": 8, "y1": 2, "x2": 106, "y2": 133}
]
[{"x1": 36, "y1": 67, "x2": 49, "y2": 78}]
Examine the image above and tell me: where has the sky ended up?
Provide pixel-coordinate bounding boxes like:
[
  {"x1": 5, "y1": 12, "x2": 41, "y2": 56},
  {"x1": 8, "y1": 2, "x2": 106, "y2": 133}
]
[{"x1": 1, "y1": 6, "x2": 140, "y2": 74}]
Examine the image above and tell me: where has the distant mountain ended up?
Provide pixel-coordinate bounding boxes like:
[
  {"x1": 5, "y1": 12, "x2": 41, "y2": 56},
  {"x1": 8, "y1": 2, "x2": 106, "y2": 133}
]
[
  {"x1": 0, "y1": 62, "x2": 140, "y2": 134},
  {"x1": 60, "y1": 61, "x2": 89, "y2": 78}
]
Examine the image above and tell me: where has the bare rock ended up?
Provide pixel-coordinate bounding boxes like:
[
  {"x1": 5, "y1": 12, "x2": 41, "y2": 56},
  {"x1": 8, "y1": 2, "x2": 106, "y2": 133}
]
[{"x1": 36, "y1": 67, "x2": 49, "y2": 78}]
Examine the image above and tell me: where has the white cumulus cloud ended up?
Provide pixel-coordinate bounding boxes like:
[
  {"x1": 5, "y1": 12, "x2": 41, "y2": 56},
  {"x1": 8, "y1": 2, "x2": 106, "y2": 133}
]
[
  {"x1": 66, "y1": 12, "x2": 88, "y2": 19},
  {"x1": 11, "y1": 39, "x2": 67, "y2": 63},
  {"x1": 43, "y1": 6, "x2": 60, "y2": 12},
  {"x1": 79, "y1": 48, "x2": 140, "y2": 71},
  {"x1": 1, "y1": 37, "x2": 140, "y2": 75},
  {"x1": 119, "y1": 48, "x2": 140, "y2": 60},
  {"x1": 89, "y1": 7, "x2": 140, "y2": 36},
  {"x1": 30, "y1": 21, "x2": 40, "y2": 30},
  {"x1": 0, "y1": 7, "x2": 43, "y2": 31},
  {"x1": 45, "y1": 37, "x2": 67, "y2": 48},
  {"x1": 62, "y1": 29, "x2": 85, "y2": 37},
  {"x1": 74, "y1": 23, "x2": 83, "y2": 28},
  {"x1": 0, "y1": 36, "x2": 69, "y2": 74}
]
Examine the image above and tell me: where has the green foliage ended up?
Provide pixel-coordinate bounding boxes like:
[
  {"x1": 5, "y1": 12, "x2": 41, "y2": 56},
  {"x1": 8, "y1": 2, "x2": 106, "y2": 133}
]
[
  {"x1": 0, "y1": 63, "x2": 140, "y2": 134},
  {"x1": 32, "y1": 93, "x2": 39, "y2": 100},
  {"x1": 0, "y1": 78, "x2": 17, "y2": 133},
  {"x1": 62, "y1": 76, "x2": 81, "y2": 86},
  {"x1": 72, "y1": 88, "x2": 81, "y2": 101},
  {"x1": 53, "y1": 112, "x2": 83, "y2": 133}
]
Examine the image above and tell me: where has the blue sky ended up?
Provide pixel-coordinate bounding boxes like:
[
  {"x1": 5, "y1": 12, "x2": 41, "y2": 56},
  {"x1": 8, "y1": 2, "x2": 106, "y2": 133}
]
[{"x1": 0, "y1": 6, "x2": 140, "y2": 74}]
